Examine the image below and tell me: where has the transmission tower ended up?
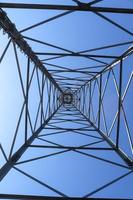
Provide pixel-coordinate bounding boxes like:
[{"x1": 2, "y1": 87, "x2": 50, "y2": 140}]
[{"x1": 0, "y1": 1, "x2": 133, "y2": 199}]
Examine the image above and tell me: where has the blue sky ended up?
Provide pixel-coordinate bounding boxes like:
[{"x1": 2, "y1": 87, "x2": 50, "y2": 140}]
[{"x1": 0, "y1": 0, "x2": 133, "y2": 199}]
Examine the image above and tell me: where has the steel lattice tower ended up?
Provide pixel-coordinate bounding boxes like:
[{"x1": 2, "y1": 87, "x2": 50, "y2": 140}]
[{"x1": 0, "y1": 1, "x2": 133, "y2": 199}]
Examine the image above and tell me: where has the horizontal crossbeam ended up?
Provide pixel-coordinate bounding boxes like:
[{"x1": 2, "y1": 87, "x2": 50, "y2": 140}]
[
  {"x1": 0, "y1": 3, "x2": 133, "y2": 14},
  {"x1": 0, "y1": 194, "x2": 124, "y2": 200},
  {"x1": 35, "y1": 52, "x2": 118, "y2": 59},
  {"x1": 28, "y1": 145, "x2": 113, "y2": 150}
]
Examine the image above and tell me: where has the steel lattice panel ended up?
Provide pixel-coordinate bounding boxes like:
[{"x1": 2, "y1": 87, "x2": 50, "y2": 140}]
[{"x1": 0, "y1": 1, "x2": 133, "y2": 199}]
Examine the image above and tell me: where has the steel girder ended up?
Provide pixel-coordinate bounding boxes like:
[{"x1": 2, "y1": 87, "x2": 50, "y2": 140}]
[
  {"x1": 0, "y1": 3, "x2": 132, "y2": 14},
  {"x1": 0, "y1": 1, "x2": 133, "y2": 200}
]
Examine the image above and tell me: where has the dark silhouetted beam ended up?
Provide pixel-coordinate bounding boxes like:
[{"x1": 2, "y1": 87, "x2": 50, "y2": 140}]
[
  {"x1": 0, "y1": 3, "x2": 133, "y2": 14},
  {"x1": 28, "y1": 145, "x2": 113, "y2": 150},
  {"x1": 0, "y1": 8, "x2": 62, "y2": 92},
  {"x1": 35, "y1": 52, "x2": 118, "y2": 59},
  {"x1": 0, "y1": 106, "x2": 60, "y2": 181},
  {"x1": 0, "y1": 193, "x2": 126, "y2": 200}
]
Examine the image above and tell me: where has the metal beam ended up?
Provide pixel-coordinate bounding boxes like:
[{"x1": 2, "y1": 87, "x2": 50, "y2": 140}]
[
  {"x1": 35, "y1": 52, "x2": 118, "y2": 59},
  {"x1": 28, "y1": 145, "x2": 113, "y2": 150},
  {"x1": 116, "y1": 59, "x2": 123, "y2": 148},
  {"x1": 0, "y1": 3, "x2": 133, "y2": 14},
  {"x1": 0, "y1": 106, "x2": 60, "y2": 181},
  {"x1": 76, "y1": 45, "x2": 133, "y2": 91},
  {"x1": 0, "y1": 8, "x2": 62, "y2": 93},
  {"x1": 75, "y1": 107, "x2": 133, "y2": 168},
  {"x1": 0, "y1": 194, "x2": 125, "y2": 200}
]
